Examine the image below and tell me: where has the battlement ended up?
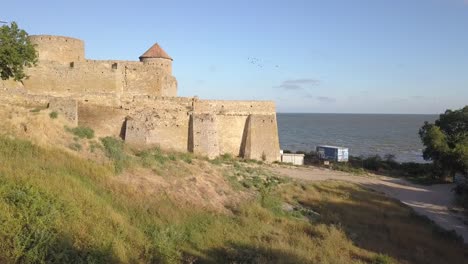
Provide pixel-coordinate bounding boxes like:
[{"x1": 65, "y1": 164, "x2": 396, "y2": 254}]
[
  {"x1": 29, "y1": 35, "x2": 85, "y2": 63},
  {"x1": 7, "y1": 35, "x2": 178, "y2": 98}
]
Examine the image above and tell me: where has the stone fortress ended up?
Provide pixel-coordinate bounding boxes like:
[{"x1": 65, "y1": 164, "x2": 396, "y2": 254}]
[{"x1": 0, "y1": 35, "x2": 280, "y2": 161}]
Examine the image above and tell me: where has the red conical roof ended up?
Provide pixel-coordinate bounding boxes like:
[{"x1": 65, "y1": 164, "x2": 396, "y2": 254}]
[{"x1": 139, "y1": 43, "x2": 172, "y2": 60}]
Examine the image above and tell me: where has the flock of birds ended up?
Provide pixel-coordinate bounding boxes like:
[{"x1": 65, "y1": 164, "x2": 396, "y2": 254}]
[{"x1": 247, "y1": 57, "x2": 280, "y2": 69}]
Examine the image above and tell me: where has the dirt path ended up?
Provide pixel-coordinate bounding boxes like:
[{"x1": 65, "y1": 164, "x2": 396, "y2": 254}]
[{"x1": 271, "y1": 166, "x2": 468, "y2": 243}]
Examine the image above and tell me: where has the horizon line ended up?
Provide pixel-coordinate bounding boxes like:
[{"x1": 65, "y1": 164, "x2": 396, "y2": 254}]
[{"x1": 276, "y1": 112, "x2": 439, "y2": 115}]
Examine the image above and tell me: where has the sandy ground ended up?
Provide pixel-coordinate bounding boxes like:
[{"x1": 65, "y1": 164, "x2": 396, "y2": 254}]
[{"x1": 271, "y1": 166, "x2": 468, "y2": 243}]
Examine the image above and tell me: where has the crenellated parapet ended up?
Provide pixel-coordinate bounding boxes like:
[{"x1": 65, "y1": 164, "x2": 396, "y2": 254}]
[{"x1": 29, "y1": 35, "x2": 85, "y2": 63}]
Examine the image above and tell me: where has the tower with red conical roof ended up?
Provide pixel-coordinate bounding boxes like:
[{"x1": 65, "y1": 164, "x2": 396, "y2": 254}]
[{"x1": 139, "y1": 43, "x2": 173, "y2": 74}]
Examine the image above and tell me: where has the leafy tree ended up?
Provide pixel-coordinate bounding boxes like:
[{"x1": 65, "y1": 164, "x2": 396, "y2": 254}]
[
  {"x1": 419, "y1": 106, "x2": 468, "y2": 178},
  {"x1": 0, "y1": 22, "x2": 37, "y2": 81}
]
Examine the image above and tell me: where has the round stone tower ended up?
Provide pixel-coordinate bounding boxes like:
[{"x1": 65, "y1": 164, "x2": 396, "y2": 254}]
[
  {"x1": 139, "y1": 43, "x2": 173, "y2": 74},
  {"x1": 28, "y1": 35, "x2": 85, "y2": 63}
]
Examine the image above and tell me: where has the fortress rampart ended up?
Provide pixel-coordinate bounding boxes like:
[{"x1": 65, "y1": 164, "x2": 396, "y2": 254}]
[
  {"x1": 29, "y1": 35, "x2": 85, "y2": 63},
  {"x1": 0, "y1": 35, "x2": 280, "y2": 161}
]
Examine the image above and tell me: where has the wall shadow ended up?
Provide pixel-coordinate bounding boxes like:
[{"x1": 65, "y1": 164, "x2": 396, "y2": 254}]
[
  {"x1": 239, "y1": 115, "x2": 250, "y2": 158},
  {"x1": 187, "y1": 114, "x2": 194, "y2": 153},
  {"x1": 119, "y1": 118, "x2": 127, "y2": 140}
]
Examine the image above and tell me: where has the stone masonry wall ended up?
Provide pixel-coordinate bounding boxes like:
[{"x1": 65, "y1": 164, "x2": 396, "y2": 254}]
[
  {"x1": 29, "y1": 35, "x2": 85, "y2": 63},
  {"x1": 190, "y1": 113, "x2": 220, "y2": 159},
  {"x1": 48, "y1": 97, "x2": 78, "y2": 126},
  {"x1": 4, "y1": 60, "x2": 177, "y2": 99},
  {"x1": 243, "y1": 114, "x2": 281, "y2": 162},
  {"x1": 141, "y1": 58, "x2": 173, "y2": 75},
  {"x1": 123, "y1": 62, "x2": 177, "y2": 97},
  {"x1": 23, "y1": 60, "x2": 123, "y2": 97},
  {"x1": 193, "y1": 100, "x2": 277, "y2": 157},
  {"x1": 121, "y1": 97, "x2": 279, "y2": 161},
  {"x1": 122, "y1": 96, "x2": 192, "y2": 151}
]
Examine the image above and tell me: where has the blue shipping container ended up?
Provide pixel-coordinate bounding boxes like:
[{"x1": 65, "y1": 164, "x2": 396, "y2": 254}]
[{"x1": 316, "y1": 145, "x2": 349, "y2": 162}]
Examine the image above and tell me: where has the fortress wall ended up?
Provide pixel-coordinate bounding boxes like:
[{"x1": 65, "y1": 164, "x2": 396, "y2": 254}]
[
  {"x1": 192, "y1": 100, "x2": 277, "y2": 157},
  {"x1": 18, "y1": 59, "x2": 176, "y2": 99},
  {"x1": 29, "y1": 35, "x2": 85, "y2": 63},
  {"x1": 193, "y1": 100, "x2": 276, "y2": 115},
  {"x1": 190, "y1": 113, "x2": 220, "y2": 159},
  {"x1": 78, "y1": 103, "x2": 127, "y2": 137},
  {"x1": 216, "y1": 115, "x2": 249, "y2": 156},
  {"x1": 243, "y1": 114, "x2": 281, "y2": 162},
  {"x1": 122, "y1": 62, "x2": 177, "y2": 97},
  {"x1": 48, "y1": 97, "x2": 78, "y2": 126},
  {"x1": 141, "y1": 58, "x2": 172, "y2": 75},
  {"x1": 23, "y1": 60, "x2": 123, "y2": 97},
  {"x1": 122, "y1": 97, "x2": 192, "y2": 151}
]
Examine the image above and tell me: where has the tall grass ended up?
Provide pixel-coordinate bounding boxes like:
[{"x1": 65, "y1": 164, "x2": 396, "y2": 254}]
[
  {"x1": 66, "y1": 126, "x2": 95, "y2": 139},
  {"x1": 100, "y1": 136, "x2": 129, "y2": 173},
  {"x1": 0, "y1": 137, "x2": 466, "y2": 263}
]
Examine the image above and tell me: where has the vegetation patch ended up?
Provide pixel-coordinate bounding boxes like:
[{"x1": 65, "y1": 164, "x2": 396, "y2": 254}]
[
  {"x1": 89, "y1": 140, "x2": 103, "y2": 153},
  {"x1": 134, "y1": 147, "x2": 193, "y2": 177},
  {"x1": 100, "y1": 137, "x2": 128, "y2": 173},
  {"x1": 66, "y1": 126, "x2": 95, "y2": 139},
  {"x1": 49, "y1": 111, "x2": 58, "y2": 119}
]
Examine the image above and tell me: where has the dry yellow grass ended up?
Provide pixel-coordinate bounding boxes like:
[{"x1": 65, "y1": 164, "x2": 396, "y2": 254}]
[
  {"x1": 277, "y1": 180, "x2": 468, "y2": 264},
  {"x1": 0, "y1": 103, "x2": 467, "y2": 263}
]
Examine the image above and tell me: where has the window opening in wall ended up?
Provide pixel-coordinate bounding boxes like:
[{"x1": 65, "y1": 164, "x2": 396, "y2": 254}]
[
  {"x1": 112, "y1": 63, "x2": 118, "y2": 69},
  {"x1": 69, "y1": 62, "x2": 74, "y2": 68}
]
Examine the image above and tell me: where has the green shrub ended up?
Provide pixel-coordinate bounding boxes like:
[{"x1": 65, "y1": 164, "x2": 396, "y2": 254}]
[
  {"x1": 49, "y1": 111, "x2": 58, "y2": 119},
  {"x1": 66, "y1": 126, "x2": 94, "y2": 139}
]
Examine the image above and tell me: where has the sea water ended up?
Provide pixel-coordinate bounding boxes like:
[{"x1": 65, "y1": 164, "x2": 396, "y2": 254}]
[{"x1": 277, "y1": 113, "x2": 438, "y2": 163}]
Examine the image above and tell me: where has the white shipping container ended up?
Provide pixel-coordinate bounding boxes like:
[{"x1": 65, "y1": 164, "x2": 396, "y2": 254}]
[{"x1": 281, "y1": 153, "x2": 305, "y2": 165}]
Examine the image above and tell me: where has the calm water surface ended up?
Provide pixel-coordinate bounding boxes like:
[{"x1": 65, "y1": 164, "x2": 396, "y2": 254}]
[{"x1": 277, "y1": 113, "x2": 438, "y2": 163}]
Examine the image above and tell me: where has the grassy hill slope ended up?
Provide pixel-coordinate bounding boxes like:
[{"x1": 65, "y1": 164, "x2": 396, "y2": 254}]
[{"x1": 0, "y1": 105, "x2": 467, "y2": 264}]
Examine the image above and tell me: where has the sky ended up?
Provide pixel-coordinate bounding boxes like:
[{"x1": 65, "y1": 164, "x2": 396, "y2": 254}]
[{"x1": 2, "y1": 0, "x2": 468, "y2": 114}]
